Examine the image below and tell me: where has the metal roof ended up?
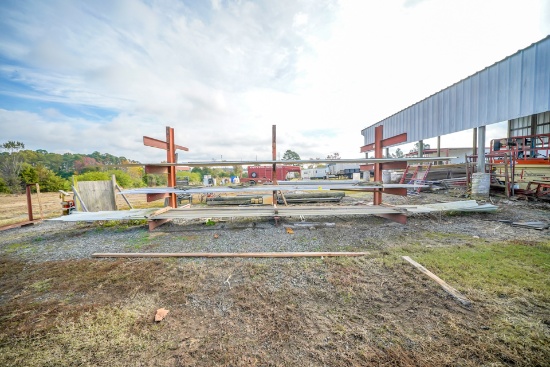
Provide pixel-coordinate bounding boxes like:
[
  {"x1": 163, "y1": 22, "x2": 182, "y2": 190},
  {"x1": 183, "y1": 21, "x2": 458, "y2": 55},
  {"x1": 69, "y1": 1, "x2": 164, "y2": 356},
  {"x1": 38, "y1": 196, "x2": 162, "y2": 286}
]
[{"x1": 361, "y1": 35, "x2": 550, "y2": 148}]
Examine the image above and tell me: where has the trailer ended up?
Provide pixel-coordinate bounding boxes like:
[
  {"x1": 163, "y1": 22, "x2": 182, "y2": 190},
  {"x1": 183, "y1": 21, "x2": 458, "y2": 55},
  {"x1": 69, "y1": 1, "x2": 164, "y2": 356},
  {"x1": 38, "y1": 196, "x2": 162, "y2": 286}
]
[
  {"x1": 302, "y1": 168, "x2": 327, "y2": 180},
  {"x1": 327, "y1": 163, "x2": 362, "y2": 179},
  {"x1": 241, "y1": 165, "x2": 301, "y2": 185}
]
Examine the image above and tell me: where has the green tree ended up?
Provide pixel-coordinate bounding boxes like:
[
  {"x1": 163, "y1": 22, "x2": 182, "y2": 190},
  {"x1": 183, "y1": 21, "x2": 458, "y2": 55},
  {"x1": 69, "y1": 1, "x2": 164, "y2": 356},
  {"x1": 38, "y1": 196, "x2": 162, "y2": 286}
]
[
  {"x1": 282, "y1": 149, "x2": 301, "y2": 161},
  {"x1": 36, "y1": 165, "x2": 69, "y2": 191},
  {"x1": 392, "y1": 148, "x2": 404, "y2": 158},
  {"x1": 176, "y1": 171, "x2": 201, "y2": 184},
  {"x1": 0, "y1": 176, "x2": 8, "y2": 193},
  {"x1": 411, "y1": 142, "x2": 431, "y2": 153},
  {"x1": 1, "y1": 141, "x2": 26, "y2": 193},
  {"x1": 20, "y1": 163, "x2": 38, "y2": 184}
]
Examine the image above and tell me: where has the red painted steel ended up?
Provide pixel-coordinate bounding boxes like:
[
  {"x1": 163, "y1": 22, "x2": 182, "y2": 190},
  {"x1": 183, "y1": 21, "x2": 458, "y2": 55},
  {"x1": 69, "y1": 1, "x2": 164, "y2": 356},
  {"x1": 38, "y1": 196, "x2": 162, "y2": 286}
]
[
  {"x1": 166, "y1": 127, "x2": 177, "y2": 208},
  {"x1": 145, "y1": 166, "x2": 169, "y2": 174},
  {"x1": 382, "y1": 188, "x2": 408, "y2": 196},
  {"x1": 360, "y1": 133, "x2": 407, "y2": 153},
  {"x1": 143, "y1": 126, "x2": 187, "y2": 209},
  {"x1": 26, "y1": 185, "x2": 33, "y2": 221},
  {"x1": 376, "y1": 213, "x2": 407, "y2": 225},
  {"x1": 373, "y1": 125, "x2": 383, "y2": 205},
  {"x1": 143, "y1": 136, "x2": 189, "y2": 151},
  {"x1": 147, "y1": 193, "x2": 170, "y2": 202}
]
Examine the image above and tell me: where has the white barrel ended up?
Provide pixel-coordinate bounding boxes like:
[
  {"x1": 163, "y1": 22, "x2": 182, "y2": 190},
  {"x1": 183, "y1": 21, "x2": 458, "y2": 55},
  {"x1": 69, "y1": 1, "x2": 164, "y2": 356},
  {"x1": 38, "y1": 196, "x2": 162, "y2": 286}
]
[{"x1": 471, "y1": 173, "x2": 490, "y2": 197}]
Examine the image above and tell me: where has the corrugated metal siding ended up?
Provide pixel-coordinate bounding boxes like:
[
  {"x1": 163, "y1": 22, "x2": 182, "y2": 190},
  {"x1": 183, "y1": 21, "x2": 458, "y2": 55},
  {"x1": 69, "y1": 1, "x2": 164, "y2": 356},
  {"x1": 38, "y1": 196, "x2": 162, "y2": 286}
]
[{"x1": 362, "y1": 36, "x2": 550, "y2": 147}]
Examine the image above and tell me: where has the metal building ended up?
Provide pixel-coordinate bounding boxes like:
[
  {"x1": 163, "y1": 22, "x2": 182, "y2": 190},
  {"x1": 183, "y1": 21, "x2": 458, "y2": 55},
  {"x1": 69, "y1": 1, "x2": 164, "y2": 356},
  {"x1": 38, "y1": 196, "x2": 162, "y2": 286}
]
[{"x1": 361, "y1": 36, "x2": 550, "y2": 149}]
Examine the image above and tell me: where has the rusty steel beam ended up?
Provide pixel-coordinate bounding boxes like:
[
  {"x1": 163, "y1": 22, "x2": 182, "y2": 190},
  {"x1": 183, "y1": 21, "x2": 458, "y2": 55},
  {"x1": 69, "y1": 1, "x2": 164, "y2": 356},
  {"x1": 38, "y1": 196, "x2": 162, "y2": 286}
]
[
  {"x1": 147, "y1": 193, "x2": 170, "y2": 202},
  {"x1": 382, "y1": 188, "x2": 408, "y2": 196},
  {"x1": 148, "y1": 219, "x2": 171, "y2": 231},
  {"x1": 143, "y1": 136, "x2": 189, "y2": 151},
  {"x1": 360, "y1": 143, "x2": 375, "y2": 153},
  {"x1": 166, "y1": 127, "x2": 177, "y2": 208},
  {"x1": 373, "y1": 126, "x2": 383, "y2": 205},
  {"x1": 26, "y1": 184, "x2": 34, "y2": 221},
  {"x1": 360, "y1": 133, "x2": 407, "y2": 153},
  {"x1": 145, "y1": 166, "x2": 168, "y2": 174},
  {"x1": 376, "y1": 213, "x2": 407, "y2": 225},
  {"x1": 272, "y1": 125, "x2": 277, "y2": 205}
]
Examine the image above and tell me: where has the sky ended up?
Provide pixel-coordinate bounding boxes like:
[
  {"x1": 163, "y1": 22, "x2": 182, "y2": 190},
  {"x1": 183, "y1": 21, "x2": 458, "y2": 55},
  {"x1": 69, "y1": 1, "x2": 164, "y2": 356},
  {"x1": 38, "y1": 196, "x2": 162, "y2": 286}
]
[{"x1": 0, "y1": 0, "x2": 549, "y2": 163}]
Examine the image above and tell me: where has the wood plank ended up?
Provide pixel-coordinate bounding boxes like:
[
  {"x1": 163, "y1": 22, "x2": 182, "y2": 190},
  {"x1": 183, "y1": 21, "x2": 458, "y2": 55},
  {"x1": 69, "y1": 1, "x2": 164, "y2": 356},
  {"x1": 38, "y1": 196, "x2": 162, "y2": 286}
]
[
  {"x1": 402, "y1": 256, "x2": 472, "y2": 307},
  {"x1": 92, "y1": 251, "x2": 369, "y2": 258}
]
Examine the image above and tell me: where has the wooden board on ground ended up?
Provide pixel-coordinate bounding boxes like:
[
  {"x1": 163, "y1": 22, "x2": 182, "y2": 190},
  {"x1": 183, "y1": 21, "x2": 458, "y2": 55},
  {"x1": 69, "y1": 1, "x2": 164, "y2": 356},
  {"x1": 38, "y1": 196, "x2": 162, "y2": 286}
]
[{"x1": 402, "y1": 256, "x2": 472, "y2": 307}]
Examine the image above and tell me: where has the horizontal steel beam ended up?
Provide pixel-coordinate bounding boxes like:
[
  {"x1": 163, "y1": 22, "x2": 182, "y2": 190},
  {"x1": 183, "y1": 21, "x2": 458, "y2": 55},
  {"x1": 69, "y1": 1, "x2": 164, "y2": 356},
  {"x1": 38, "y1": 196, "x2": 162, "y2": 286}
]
[
  {"x1": 360, "y1": 133, "x2": 408, "y2": 152},
  {"x1": 114, "y1": 156, "x2": 455, "y2": 168},
  {"x1": 143, "y1": 136, "x2": 189, "y2": 151}
]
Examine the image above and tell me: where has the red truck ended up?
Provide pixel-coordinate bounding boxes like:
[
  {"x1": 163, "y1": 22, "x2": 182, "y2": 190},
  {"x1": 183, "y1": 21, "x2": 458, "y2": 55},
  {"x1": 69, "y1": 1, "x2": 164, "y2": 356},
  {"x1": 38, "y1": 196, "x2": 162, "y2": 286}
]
[{"x1": 241, "y1": 165, "x2": 301, "y2": 185}]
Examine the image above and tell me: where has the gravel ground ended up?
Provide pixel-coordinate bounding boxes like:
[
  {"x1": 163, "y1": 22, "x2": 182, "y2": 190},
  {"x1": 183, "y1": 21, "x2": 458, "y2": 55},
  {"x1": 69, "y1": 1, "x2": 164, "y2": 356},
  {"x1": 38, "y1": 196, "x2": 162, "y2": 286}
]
[{"x1": 1, "y1": 192, "x2": 549, "y2": 263}]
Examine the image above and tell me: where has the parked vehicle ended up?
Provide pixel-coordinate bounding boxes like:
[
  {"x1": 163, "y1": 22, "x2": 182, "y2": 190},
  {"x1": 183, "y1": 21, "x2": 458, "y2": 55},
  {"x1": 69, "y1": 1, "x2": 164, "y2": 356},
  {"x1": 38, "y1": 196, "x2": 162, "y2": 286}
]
[
  {"x1": 241, "y1": 165, "x2": 301, "y2": 185},
  {"x1": 302, "y1": 168, "x2": 327, "y2": 180},
  {"x1": 327, "y1": 163, "x2": 361, "y2": 179}
]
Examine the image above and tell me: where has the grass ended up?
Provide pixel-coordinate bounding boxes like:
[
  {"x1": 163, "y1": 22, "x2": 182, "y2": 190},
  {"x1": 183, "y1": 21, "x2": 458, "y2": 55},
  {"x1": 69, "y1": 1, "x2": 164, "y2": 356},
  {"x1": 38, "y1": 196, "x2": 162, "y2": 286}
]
[
  {"x1": 401, "y1": 240, "x2": 550, "y2": 300},
  {"x1": 0, "y1": 237, "x2": 549, "y2": 366}
]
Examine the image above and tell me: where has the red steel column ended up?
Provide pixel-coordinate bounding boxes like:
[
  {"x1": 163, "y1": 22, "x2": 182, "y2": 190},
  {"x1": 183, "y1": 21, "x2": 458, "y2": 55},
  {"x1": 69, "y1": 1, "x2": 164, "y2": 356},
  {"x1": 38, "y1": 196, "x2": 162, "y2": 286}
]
[
  {"x1": 166, "y1": 126, "x2": 177, "y2": 208},
  {"x1": 272, "y1": 125, "x2": 277, "y2": 205},
  {"x1": 26, "y1": 184, "x2": 34, "y2": 221},
  {"x1": 373, "y1": 125, "x2": 383, "y2": 205}
]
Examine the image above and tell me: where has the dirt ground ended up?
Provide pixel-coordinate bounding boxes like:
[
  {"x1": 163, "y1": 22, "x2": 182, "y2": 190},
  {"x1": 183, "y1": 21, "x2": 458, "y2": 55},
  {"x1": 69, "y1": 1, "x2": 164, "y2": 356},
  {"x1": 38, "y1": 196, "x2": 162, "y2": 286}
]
[{"x1": 0, "y1": 190, "x2": 549, "y2": 366}]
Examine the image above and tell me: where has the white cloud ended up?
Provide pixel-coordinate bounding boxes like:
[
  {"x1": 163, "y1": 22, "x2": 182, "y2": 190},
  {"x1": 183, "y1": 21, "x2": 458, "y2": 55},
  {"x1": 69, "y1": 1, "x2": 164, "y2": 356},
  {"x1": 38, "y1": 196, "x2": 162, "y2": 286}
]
[{"x1": 0, "y1": 0, "x2": 547, "y2": 163}]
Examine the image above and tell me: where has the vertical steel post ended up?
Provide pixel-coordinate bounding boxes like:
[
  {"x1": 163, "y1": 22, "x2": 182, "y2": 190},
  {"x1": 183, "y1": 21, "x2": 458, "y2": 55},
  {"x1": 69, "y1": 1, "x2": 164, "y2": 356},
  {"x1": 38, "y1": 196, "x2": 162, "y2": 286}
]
[
  {"x1": 473, "y1": 128, "x2": 478, "y2": 155},
  {"x1": 477, "y1": 125, "x2": 486, "y2": 173},
  {"x1": 272, "y1": 125, "x2": 277, "y2": 205},
  {"x1": 437, "y1": 136, "x2": 441, "y2": 165},
  {"x1": 166, "y1": 126, "x2": 177, "y2": 208},
  {"x1": 373, "y1": 125, "x2": 383, "y2": 205},
  {"x1": 26, "y1": 184, "x2": 33, "y2": 221}
]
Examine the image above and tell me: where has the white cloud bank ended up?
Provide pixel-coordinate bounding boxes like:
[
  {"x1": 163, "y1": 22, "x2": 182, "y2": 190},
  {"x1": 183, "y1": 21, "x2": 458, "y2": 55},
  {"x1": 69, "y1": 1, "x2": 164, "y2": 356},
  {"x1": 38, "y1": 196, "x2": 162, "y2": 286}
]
[{"x1": 0, "y1": 0, "x2": 547, "y2": 162}]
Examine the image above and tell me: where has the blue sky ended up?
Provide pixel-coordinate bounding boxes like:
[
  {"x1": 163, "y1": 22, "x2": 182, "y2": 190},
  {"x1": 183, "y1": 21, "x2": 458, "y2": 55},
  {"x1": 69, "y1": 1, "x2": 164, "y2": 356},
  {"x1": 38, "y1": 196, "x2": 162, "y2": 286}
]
[{"x1": 0, "y1": 0, "x2": 549, "y2": 162}]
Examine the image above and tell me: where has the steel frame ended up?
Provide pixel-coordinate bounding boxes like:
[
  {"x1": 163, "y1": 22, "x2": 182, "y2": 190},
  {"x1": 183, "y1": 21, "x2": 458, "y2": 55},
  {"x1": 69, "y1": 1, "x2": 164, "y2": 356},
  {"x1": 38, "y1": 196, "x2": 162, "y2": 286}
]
[{"x1": 360, "y1": 125, "x2": 408, "y2": 207}]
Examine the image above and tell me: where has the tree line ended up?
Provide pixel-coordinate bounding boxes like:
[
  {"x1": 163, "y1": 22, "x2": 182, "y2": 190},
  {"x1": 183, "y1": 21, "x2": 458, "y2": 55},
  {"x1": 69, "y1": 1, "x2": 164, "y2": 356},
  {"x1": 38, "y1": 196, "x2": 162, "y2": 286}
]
[
  {"x1": 0, "y1": 141, "x2": 147, "y2": 194},
  {"x1": 0, "y1": 141, "x2": 247, "y2": 194}
]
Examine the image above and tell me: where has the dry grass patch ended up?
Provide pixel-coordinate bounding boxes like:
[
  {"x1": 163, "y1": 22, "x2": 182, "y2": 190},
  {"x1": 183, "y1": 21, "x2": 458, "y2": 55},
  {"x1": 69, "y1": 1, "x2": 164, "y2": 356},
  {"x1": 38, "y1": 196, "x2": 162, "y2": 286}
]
[{"x1": 0, "y1": 239, "x2": 549, "y2": 366}]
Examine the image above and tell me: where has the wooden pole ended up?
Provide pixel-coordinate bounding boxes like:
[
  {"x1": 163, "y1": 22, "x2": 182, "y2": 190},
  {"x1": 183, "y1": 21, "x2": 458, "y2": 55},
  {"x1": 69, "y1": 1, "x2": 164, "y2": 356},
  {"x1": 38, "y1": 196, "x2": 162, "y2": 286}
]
[
  {"x1": 111, "y1": 175, "x2": 118, "y2": 210},
  {"x1": 402, "y1": 256, "x2": 471, "y2": 307},
  {"x1": 35, "y1": 183, "x2": 44, "y2": 220},
  {"x1": 116, "y1": 184, "x2": 134, "y2": 209},
  {"x1": 92, "y1": 251, "x2": 369, "y2": 258},
  {"x1": 71, "y1": 185, "x2": 89, "y2": 212}
]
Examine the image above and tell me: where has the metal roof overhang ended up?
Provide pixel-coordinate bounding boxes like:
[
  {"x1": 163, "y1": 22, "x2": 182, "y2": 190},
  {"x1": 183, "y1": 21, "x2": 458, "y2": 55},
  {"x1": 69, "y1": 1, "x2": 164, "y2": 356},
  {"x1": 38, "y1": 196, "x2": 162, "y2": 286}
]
[{"x1": 361, "y1": 36, "x2": 550, "y2": 149}]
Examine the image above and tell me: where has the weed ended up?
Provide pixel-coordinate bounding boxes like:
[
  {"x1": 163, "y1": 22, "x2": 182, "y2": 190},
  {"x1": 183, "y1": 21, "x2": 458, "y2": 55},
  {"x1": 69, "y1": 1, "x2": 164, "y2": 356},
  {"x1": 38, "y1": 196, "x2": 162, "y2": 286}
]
[
  {"x1": 3, "y1": 243, "x2": 30, "y2": 254},
  {"x1": 29, "y1": 279, "x2": 52, "y2": 292}
]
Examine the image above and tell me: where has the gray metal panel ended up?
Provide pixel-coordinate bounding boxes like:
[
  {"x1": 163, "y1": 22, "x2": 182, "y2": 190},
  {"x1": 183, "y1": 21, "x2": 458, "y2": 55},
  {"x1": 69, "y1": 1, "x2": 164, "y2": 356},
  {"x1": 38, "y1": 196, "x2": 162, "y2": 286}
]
[{"x1": 362, "y1": 36, "x2": 550, "y2": 148}]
